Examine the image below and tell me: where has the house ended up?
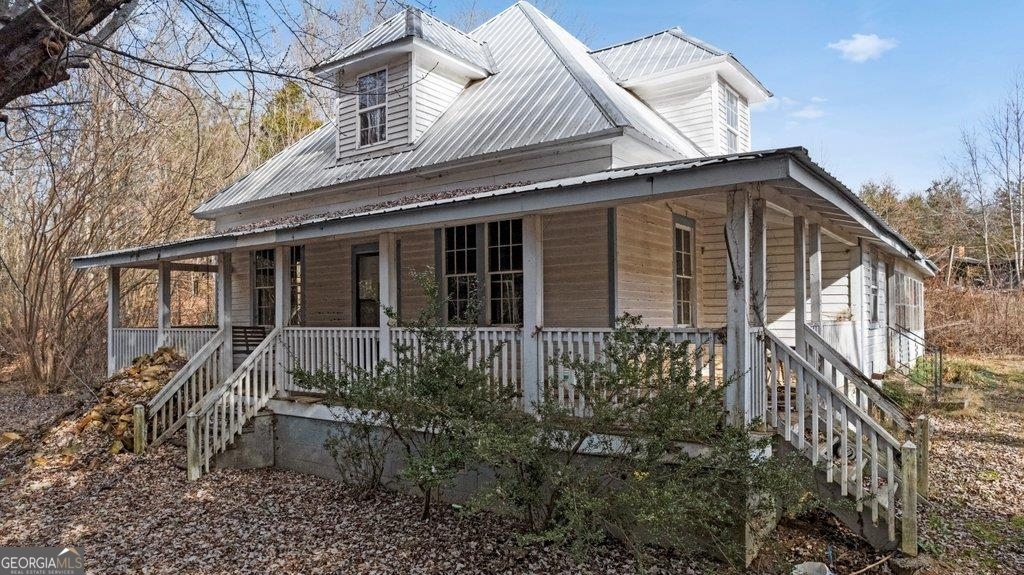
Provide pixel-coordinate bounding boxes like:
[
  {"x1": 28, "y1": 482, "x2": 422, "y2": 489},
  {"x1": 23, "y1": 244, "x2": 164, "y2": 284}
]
[{"x1": 72, "y1": 2, "x2": 936, "y2": 558}]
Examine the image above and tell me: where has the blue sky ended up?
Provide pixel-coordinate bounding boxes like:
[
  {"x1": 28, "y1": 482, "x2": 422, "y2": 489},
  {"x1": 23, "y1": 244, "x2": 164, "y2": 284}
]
[{"x1": 433, "y1": 0, "x2": 1024, "y2": 194}]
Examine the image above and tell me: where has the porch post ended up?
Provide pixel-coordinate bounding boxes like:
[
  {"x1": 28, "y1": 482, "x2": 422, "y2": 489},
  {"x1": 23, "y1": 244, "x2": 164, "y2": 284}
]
[
  {"x1": 107, "y1": 267, "x2": 121, "y2": 377},
  {"x1": 725, "y1": 189, "x2": 751, "y2": 426},
  {"x1": 217, "y1": 253, "x2": 233, "y2": 378},
  {"x1": 274, "y1": 245, "x2": 290, "y2": 393},
  {"x1": 793, "y1": 216, "x2": 807, "y2": 356},
  {"x1": 808, "y1": 223, "x2": 822, "y2": 325},
  {"x1": 521, "y1": 215, "x2": 544, "y2": 413},
  {"x1": 750, "y1": 198, "x2": 767, "y2": 326},
  {"x1": 157, "y1": 261, "x2": 172, "y2": 346},
  {"x1": 378, "y1": 232, "x2": 398, "y2": 362}
]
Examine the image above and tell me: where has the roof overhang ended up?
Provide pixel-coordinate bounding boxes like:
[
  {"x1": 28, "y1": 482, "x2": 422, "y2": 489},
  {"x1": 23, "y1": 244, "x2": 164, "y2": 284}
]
[
  {"x1": 73, "y1": 148, "x2": 934, "y2": 276},
  {"x1": 311, "y1": 36, "x2": 490, "y2": 81},
  {"x1": 621, "y1": 54, "x2": 772, "y2": 104}
]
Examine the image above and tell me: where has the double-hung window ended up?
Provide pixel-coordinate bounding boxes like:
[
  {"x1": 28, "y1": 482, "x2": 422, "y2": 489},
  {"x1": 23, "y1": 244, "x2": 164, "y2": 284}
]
[
  {"x1": 253, "y1": 249, "x2": 276, "y2": 326},
  {"x1": 289, "y1": 245, "x2": 305, "y2": 325},
  {"x1": 673, "y1": 219, "x2": 696, "y2": 325},
  {"x1": 442, "y1": 219, "x2": 525, "y2": 325},
  {"x1": 443, "y1": 225, "x2": 478, "y2": 323},
  {"x1": 487, "y1": 219, "x2": 523, "y2": 325},
  {"x1": 724, "y1": 87, "x2": 740, "y2": 154},
  {"x1": 357, "y1": 69, "x2": 387, "y2": 147}
]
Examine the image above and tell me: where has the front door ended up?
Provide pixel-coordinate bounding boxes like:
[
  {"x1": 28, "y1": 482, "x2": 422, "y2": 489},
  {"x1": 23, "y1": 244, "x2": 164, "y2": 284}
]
[{"x1": 355, "y1": 251, "x2": 380, "y2": 327}]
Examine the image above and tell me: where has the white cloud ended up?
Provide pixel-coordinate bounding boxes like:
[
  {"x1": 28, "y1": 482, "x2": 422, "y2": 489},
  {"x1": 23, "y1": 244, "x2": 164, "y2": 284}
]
[
  {"x1": 827, "y1": 33, "x2": 898, "y2": 62},
  {"x1": 790, "y1": 104, "x2": 825, "y2": 120}
]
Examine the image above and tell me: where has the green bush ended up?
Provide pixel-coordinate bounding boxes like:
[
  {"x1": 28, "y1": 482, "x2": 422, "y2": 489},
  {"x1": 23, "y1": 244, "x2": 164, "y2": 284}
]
[{"x1": 293, "y1": 274, "x2": 811, "y2": 564}]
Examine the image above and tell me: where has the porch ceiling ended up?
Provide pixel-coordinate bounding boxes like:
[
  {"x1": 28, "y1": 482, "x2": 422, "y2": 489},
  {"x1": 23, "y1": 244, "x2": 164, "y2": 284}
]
[{"x1": 71, "y1": 147, "x2": 936, "y2": 276}]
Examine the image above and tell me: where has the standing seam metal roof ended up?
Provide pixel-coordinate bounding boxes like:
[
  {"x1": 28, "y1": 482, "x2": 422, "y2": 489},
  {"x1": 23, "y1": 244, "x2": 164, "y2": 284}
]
[
  {"x1": 194, "y1": 2, "x2": 706, "y2": 217},
  {"x1": 590, "y1": 28, "x2": 724, "y2": 82}
]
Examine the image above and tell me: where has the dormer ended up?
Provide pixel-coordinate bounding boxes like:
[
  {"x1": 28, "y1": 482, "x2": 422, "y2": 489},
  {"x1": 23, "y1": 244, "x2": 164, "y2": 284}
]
[
  {"x1": 311, "y1": 9, "x2": 493, "y2": 160},
  {"x1": 592, "y1": 29, "x2": 771, "y2": 156}
]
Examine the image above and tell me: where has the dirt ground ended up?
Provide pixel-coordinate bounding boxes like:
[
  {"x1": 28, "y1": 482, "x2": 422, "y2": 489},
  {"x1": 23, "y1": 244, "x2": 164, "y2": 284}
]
[{"x1": 1, "y1": 356, "x2": 1022, "y2": 574}]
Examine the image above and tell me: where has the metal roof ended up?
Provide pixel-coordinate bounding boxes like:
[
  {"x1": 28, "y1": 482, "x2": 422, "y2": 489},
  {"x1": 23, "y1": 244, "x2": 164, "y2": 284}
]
[
  {"x1": 590, "y1": 28, "x2": 723, "y2": 82},
  {"x1": 193, "y1": 1, "x2": 705, "y2": 217},
  {"x1": 313, "y1": 8, "x2": 491, "y2": 74},
  {"x1": 77, "y1": 148, "x2": 936, "y2": 276}
]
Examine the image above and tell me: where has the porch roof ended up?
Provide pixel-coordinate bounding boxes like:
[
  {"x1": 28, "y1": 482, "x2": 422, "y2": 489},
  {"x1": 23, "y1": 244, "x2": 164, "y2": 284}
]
[{"x1": 71, "y1": 147, "x2": 937, "y2": 276}]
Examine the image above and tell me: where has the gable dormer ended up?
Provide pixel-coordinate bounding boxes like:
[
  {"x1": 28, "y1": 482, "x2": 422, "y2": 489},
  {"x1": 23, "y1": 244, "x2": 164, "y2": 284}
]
[
  {"x1": 311, "y1": 9, "x2": 492, "y2": 160},
  {"x1": 591, "y1": 29, "x2": 770, "y2": 156}
]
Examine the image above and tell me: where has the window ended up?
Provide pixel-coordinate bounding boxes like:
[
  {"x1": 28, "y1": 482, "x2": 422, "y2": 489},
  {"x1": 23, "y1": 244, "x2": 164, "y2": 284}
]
[
  {"x1": 357, "y1": 69, "x2": 387, "y2": 147},
  {"x1": 867, "y1": 251, "x2": 884, "y2": 327},
  {"x1": 674, "y1": 220, "x2": 695, "y2": 325},
  {"x1": 724, "y1": 87, "x2": 740, "y2": 153},
  {"x1": 253, "y1": 249, "x2": 275, "y2": 326},
  {"x1": 442, "y1": 220, "x2": 525, "y2": 325},
  {"x1": 893, "y1": 271, "x2": 924, "y2": 332},
  {"x1": 444, "y1": 225, "x2": 478, "y2": 323},
  {"x1": 289, "y1": 245, "x2": 305, "y2": 325},
  {"x1": 354, "y1": 249, "x2": 380, "y2": 327},
  {"x1": 487, "y1": 219, "x2": 523, "y2": 325}
]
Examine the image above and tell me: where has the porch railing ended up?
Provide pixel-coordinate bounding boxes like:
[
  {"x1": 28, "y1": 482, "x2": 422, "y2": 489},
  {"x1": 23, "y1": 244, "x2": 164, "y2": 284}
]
[
  {"x1": 392, "y1": 327, "x2": 523, "y2": 395},
  {"x1": 110, "y1": 326, "x2": 218, "y2": 374},
  {"x1": 538, "y1": 327, "x2": 723, "y2": 416},
  {"x1": 145, "y1": 329, "x2": 227, "y2": 447},
  {"x1": 110, "y1": 328, "x2": 159, "y2": 373},
  {"x1": 280, "y1": 327, "x2": 380, "y2": 392},
  {"x1": 803, "y1": 325, "x2": 914, "y2": 436},
  {"x1": 187, "y1": 326, "x2": 282, "y2": 480},
  {"x1": 758, "y1": 329, "x2": 915, "y2": 546}
]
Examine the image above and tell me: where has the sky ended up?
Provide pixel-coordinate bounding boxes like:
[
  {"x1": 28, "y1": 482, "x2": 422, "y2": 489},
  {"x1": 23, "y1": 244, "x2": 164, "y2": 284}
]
[{"x1": 432, "y1": 0, "x2": 1024, "y2": 195}]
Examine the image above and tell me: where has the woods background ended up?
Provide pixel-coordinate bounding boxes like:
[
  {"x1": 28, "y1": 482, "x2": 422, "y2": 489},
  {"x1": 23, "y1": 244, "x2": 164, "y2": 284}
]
[{"x1": 0, "y1": 0, "x2": 1021, "y2": 394}]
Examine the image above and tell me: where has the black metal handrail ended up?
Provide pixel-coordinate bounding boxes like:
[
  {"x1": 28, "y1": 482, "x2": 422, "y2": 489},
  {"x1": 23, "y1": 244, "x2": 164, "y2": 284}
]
[{"x1": 888, "y1": 324, "x2": 943, "y2": 401}]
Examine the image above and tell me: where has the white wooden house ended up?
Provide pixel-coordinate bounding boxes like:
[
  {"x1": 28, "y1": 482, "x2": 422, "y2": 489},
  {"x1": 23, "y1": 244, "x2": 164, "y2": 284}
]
[{"x1": 73, "y1": 2, "x2": 935, "y2": 556}]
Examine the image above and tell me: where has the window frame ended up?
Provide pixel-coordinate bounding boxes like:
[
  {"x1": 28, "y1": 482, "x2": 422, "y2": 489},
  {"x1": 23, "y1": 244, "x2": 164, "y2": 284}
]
[
  {"x1": 438, "y1": 219, "x2": 526, "y2": 327},
  {"x1": 356, "y1": 67, "x2": 388, "y2": 148},
  {"x1": 723, "y1": 84, "x2": 741, "y2": 154},
  {"x1": 485, "y1": 219, "x2": 524, "y2": 326},
  {"x1": 251, "y1": 248, "x2": 276, "y2": 327},
  {"x1": 289, "y1": 245, "x2": 305, "y2": 326},
  {"x1": 441, "y1": 224, "x2": 481, "y2": 325},
  {"x1": 672, "y1": 214, "x2": 698, "y2": 327},
  {"x1": 351, "y1": 243, "x2": 380, "y2": 328}
]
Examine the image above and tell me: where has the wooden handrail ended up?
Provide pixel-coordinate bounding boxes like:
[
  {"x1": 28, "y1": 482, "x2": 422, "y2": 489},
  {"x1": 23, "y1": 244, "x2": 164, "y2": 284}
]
[
  {"x1": 148, "y1": 329, "x2": 226, "y2": 409},
  {"x1": 803, "y1": 325, "x2": 913, "y2": 433}
]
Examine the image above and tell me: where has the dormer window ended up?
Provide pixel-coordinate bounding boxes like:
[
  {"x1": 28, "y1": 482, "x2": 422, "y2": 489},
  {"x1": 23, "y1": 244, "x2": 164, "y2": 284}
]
[
  {"x1": 358, "y1": 69, "x2": 388, "y2": 147},
  {"x1": 724, "y1": 86, "x2": 740, "y2": 154}
]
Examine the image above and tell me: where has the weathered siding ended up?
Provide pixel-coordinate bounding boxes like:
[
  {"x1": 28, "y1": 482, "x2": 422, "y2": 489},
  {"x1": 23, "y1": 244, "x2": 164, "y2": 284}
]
[
  {"x1": 398, "y1": 229, "x2": 435, "y2": 322},
  {"x1": 633, "y1": 76, "x2": 716, "y2": 154},
  {"x1": 411, "y1": 62, "x2": 465, "y2": 142},
  {"x1": 543, "y1": 209, "x2": 610, "y2": 327},
  {"x1": 614, "y1": 202, "x2": 704, "y2": 328},
  {"x1": 304, "y1": 239, "x2": 355, "y2": 327},
  {"x1": 336, "y1": 55, "x2": 411, "y2": 158},
  {"x1": 230, "y1": 250, "x2": 251, "y2": 326},
  {"x1": 862, "y1": 247, "x2": 889, "y2": 376},
  {"x1": 700, "y1": 217, "x2": 852, "y2": 343}
]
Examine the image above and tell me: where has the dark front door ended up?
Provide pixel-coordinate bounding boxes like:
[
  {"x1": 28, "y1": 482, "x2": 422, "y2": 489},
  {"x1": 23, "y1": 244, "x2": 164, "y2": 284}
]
[{"x1": 355, "y1": 251, "x2": 380, "y2": 327}]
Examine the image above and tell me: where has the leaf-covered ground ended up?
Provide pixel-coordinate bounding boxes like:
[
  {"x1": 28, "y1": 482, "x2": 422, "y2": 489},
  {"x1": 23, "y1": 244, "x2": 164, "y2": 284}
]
[{"x1": 1, "y1": 356, "x2": 1022, "y2": 574}]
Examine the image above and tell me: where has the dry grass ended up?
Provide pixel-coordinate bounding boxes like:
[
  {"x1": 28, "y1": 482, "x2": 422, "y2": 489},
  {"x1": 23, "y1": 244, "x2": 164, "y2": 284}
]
[{"x1": 926, "y1": 284, "x2": 1024, "y2": 355}]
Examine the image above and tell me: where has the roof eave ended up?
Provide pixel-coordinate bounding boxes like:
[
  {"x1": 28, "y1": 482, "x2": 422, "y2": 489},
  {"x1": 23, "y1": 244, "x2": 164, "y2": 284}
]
[{"x1": 621, "y1": 55, "x2": 772, "y2": 103}]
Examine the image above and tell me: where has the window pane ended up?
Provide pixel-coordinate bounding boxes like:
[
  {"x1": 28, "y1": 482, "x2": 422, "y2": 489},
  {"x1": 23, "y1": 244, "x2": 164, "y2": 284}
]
[
  {"x1": 358, "y1": 70, "x2": 386, "y2": 108},
  {"x1": 359, "y1": 107, "x2": 386, "y2": 146}
]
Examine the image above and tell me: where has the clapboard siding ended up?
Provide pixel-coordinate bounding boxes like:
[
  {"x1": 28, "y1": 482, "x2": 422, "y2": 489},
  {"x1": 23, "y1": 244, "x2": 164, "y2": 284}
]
[
  {"x1": 716, "y1": 79, "x2": 751, "y2": 153},
  {"x1": 230, "y1": 250, "x2": 251, "y2": 326},
  {"x1": 633, "y1": 76, "x2": 716, "y2": 154},
  {"x1": 304, "y1": 239, "x2": 358, "y2": 327},
  {"x1": 614, "y1": 203, "x2": 702, "y2": 328},
  {"x1": 701, "y1": 217, "x2": 852, "y2": 344},
  {"x1": 412, "y1": 63, "x2": 465, "y2": 141},
  {"x1": 543, "y1": 209, "x2": 609, "y2": 327},
  {"x1": 862, "y1": 247, "x2": 889, "y2": 375},
  {"x1": 398, "y1": 229, "x2": 435, "y2": 321},
  {"x1": 336, "y1": 55, "x2": 411, "y2": 158}
]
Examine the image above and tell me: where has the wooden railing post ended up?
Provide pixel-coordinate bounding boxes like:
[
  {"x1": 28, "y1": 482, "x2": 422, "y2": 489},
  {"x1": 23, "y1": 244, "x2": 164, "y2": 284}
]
[
  {"x1": 186, "y1": 413, "x2": 201, "y2": 481},
  {"x1": 900, "y1": 440, "x2": 919, "y2": 556},
  {"x1": 132, "y1": 404, "x2": 147, "y2": 454},
  {"x1": 915, "y1": 415, "x2": 930, "y2": 497},
  {"x1": 157, "y1": 261, "x2": 172, "y2": 347}
]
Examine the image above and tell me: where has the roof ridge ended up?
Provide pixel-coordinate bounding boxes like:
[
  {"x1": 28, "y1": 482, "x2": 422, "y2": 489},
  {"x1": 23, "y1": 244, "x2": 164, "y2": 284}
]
[
  {"x1": 332, "y1": 10, "x2": 406, "y2": 60},
  {"x1": 664, "y1": 28, "x2": 726, "y2": 57},
  {"x1": 515, "y1": 2, "x2": 627, "y2": 128},
  {"x1": 589, "y1": 27, "x2": 683, "y2": 53}
]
